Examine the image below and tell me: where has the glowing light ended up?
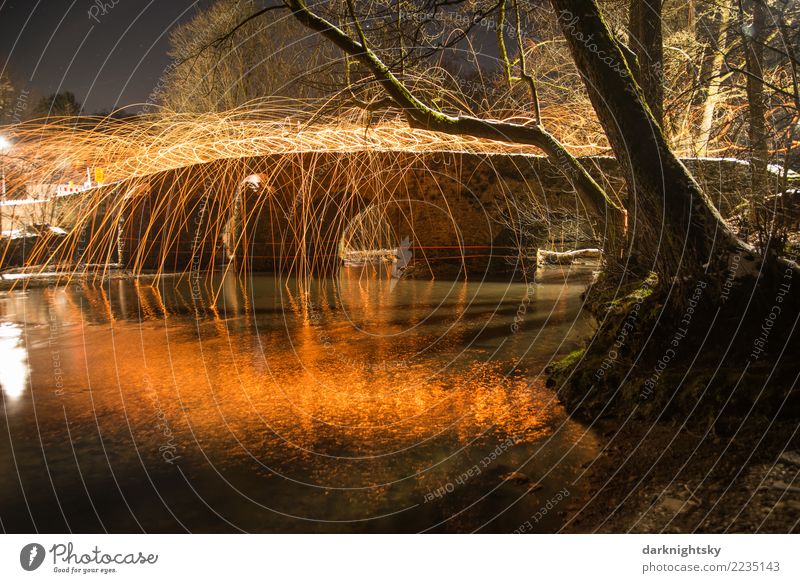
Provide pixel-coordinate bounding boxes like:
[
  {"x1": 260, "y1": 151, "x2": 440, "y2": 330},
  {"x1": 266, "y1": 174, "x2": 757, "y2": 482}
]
[
  {"x1": 0, "y1": 324, "x2": 29, "y2": 401},
  {"x1": 0, "y1": 101, "x2": 562, "y2": 283}
]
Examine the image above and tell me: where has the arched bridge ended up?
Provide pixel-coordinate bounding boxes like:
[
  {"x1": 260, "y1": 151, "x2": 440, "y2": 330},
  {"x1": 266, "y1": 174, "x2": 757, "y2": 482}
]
[{"x1": 2, "y1": 151, "x2": 763, "y2": 279}]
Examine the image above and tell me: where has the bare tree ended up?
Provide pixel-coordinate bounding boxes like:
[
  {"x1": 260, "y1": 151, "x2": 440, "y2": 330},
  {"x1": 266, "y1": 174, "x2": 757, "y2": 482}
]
[
  {"x1": 31, "y1": 91, "x2": 83, "y2": 119},
  {"x1": 156, "y1": 0, "x2": 342, "y2": 111}
]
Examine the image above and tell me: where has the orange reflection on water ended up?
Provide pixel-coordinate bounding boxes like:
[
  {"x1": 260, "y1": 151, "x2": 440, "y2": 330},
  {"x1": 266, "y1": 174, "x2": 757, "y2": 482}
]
[
  {"x1": 0, "y1": 269, "x2": 602, "y2": 531},
  {"x1": 6, "y1": 268, "x2": 595, "y2": 494}
]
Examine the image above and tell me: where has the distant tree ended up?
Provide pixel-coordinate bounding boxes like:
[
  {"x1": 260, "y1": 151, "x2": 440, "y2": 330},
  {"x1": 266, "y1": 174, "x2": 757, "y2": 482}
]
[
  {"x1": 156, "y1": 0, "x2": 341, "y2": 112},
  {"x1": 31, "y1": 91, "x2": 83, "y2": 119},
  {"x1": 92, "y1": 109, "x2": 135, "y2": 120},
  {"x1": 0, "y1": 71, "x2": 14, "y2": 123}
]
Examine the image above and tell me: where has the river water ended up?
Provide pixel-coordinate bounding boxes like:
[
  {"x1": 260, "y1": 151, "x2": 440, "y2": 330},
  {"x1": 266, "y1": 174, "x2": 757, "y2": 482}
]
[{"x1": 0, "y1": 266, "x2": 599, "y2": 533}]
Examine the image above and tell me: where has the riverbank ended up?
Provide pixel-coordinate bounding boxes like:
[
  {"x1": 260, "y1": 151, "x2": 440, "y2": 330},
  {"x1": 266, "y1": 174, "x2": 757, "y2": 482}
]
[
  {"x1": 547, "y1": 263, "x2": 800, "y2": 533},
  {"x1": 565, "y1": 416, "x2": 800, "y2": 533},
  {"x1": 0, "y1": 267, "x2": 139, "y2": 290}
]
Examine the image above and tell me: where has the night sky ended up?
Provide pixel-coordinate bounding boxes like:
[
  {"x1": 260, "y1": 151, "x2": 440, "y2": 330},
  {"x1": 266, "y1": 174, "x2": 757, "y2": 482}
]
[
  {"x1": 0, "y1": 0, "x2": 215, "y2": 114},
  {"x1": 1, "y1": 0, "x2": 498, "y2": 116}
]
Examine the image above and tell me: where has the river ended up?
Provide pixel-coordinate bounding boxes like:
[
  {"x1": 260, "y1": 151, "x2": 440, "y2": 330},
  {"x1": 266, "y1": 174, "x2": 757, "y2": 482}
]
[{"x1": 0, "y1": 266, "x2": 599, "y2": 533}]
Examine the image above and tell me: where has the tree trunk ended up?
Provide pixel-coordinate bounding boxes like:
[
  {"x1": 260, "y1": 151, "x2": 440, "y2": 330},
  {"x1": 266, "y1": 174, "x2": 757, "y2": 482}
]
[
  {"x1": 697, "y1": 0, "x2": 732, "y2": 156},
  {"x1": 628, "y1": 0, "x2": 664, "y2": 127},
  {"x1": 550, "y1": 0, "x2": 747, "y2": 281},
  {"x1": 740, "y1": 0, "x2": 769, "y2": 199}
]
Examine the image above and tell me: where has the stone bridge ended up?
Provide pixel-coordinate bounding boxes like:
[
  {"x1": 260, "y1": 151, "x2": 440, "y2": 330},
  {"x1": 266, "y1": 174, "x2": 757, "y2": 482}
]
[{"x1": 1, "y1": 152, "x2": 765, "y2": 278}]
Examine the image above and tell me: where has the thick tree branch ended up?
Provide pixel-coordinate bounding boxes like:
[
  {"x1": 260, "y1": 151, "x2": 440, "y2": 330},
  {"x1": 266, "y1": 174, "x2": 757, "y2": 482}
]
[
  {"x1": 284, "y1": 0, "x2": 625, "y2": 235},
  {"x1": 497, "y1": 0, "x2": 513, "y2": 88}
]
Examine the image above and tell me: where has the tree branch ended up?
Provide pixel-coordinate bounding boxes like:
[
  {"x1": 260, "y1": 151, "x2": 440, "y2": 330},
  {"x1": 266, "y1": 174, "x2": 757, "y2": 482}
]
[
  {"x1": 176, "y1": 4, "x2": 288, "y2": 67},
  {"x1": 284, "y1": 0, "x2": 626, "y2": 232},
  {"x1": 513, "y1": 0, "x2": 541, "y2": 122}
]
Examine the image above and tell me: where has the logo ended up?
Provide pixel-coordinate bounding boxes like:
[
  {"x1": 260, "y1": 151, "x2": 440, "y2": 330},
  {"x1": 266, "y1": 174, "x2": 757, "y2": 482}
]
[{"x1": 20, "y1": 543, "x2": 46, "y2": 571}]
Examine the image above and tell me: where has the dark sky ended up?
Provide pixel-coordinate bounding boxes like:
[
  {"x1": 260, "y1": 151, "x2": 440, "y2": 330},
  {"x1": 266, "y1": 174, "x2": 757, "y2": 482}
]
[
  {"x1": 0, "y1": 0, "x2": 215, "y2": 114},
  {"x1": 0, "y1": 0, "x2": 501, "y2": 116}
]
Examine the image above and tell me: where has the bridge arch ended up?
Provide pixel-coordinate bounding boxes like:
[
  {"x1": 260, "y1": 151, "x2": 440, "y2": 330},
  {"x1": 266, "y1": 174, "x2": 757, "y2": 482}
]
[{"x1": 15, "y1": 153, "x2": 761, "y2": 280}]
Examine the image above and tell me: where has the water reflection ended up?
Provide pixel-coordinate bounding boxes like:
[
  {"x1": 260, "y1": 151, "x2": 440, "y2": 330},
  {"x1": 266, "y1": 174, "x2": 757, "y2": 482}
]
[
  {"x1": 0, "y1": 323, "x2": 28, "y2": 400},
  {"x1": 0, "y1": 266, "x2": 598, "y2": 532}
]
